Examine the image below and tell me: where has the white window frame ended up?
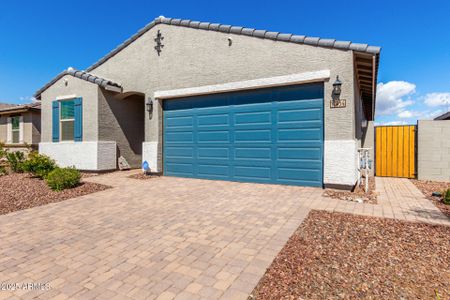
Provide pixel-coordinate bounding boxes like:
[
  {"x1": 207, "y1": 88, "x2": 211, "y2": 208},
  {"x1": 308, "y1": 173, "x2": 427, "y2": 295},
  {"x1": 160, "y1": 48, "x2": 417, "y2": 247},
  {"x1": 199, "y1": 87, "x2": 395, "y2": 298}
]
[
  {"x1": 7, "y1": 115, "x2": 23, "y2": 144},
  {"x1": 59, "y1": 100, "x2": 75, "y2": 142}
]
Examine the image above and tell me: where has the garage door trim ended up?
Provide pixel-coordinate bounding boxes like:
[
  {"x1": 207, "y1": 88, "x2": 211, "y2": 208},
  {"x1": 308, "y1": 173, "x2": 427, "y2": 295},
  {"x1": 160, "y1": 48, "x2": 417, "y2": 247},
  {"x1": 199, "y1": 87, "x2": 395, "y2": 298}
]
[{"x1": 154, "y1": 70, "x2": 330, "y2": 100}]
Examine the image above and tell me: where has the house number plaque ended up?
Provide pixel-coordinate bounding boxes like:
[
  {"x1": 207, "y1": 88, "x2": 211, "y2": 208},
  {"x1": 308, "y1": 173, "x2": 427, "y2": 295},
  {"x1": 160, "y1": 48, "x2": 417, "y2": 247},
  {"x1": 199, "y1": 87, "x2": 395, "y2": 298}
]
[{"x1": 330, "y1": 99, "x2": 346, "y2": 108}]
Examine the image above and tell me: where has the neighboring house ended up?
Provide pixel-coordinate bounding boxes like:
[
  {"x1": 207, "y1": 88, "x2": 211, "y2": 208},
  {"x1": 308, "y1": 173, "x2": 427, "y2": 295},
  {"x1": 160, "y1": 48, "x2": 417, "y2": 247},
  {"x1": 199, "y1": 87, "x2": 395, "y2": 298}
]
[
  {"x1": 34, "y1": 16, "x2": 380, "y2": 189},
  {"x1": 0, "y1": 102, "x2": 41, "y2": 151},
  {"x1": 434, "y1": 111, "x2": 450, "y2": 120}
]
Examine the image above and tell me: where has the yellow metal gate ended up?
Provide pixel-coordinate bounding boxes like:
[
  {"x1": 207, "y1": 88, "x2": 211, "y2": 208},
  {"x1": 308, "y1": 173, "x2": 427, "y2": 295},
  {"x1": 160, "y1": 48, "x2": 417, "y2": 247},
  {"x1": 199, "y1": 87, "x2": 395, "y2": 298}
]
[{"x1": 375, "y1": 125, "x2": 416, "y2": 178}]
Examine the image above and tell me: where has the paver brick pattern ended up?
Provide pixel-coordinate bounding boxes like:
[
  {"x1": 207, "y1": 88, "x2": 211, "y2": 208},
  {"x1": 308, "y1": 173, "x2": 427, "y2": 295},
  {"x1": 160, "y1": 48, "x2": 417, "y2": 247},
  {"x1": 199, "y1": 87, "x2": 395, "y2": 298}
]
[
  {"x1": 0, "y1": 172, "x2": 448, "y2": 300},
  {"x1": 0, "y1": 172, "x2": 317, "y2": 300}
]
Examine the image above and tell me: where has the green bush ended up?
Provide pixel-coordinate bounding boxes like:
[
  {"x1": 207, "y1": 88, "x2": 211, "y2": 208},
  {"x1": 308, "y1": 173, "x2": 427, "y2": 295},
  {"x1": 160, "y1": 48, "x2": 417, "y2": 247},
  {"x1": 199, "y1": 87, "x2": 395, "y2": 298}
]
[
  {"x1": 0, "y1": 142, "x2": 6, "y2": 159},
  {"x1": 45, "y1": 167, "x2": 81, "y2": 191},
  {"x1": 6, "y1": 151, "x2": 25, "y2": 173},
  {"x1": 22, "y1": 152, "x2": 56, "y2": 178},
  {"x1": 443, "y1": 189, "x2": 450, "y2": 205},
  {"x1": 0, "y1": 165, "x2": 6, "y2": 176}
]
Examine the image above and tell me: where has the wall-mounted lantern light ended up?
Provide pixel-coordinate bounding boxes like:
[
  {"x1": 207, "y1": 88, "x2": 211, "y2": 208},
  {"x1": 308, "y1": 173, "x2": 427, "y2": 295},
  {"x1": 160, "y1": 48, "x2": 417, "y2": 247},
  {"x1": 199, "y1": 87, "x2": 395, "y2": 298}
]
[
  {"x1": 330, "y1": 75, "x2": 346, "y2": 108},
  {"x1": 332, "y1": 75, "x2": 342, "y2": 98},
  {"x1": 146, "y1": 98, "x2": 153, "y2": 113}
]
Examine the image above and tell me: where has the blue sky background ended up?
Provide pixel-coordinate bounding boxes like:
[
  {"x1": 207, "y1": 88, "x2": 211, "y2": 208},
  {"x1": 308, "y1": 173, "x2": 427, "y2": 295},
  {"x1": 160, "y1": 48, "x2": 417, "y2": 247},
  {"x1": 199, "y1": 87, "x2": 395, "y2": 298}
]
[{"x1": 1, "y1": 0, "x2": 449, "y2": 124}]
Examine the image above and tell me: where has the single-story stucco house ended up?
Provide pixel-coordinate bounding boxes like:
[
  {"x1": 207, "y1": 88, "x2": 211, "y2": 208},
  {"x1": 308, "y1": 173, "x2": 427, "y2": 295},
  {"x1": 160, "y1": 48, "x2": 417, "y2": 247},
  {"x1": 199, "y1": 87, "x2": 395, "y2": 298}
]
[
  {"x1": 0, "y1": 102, "x2": 41, "y2": 151},
  {"x1": 34, "y1": 16, "x2": 380, "y2": 189}
]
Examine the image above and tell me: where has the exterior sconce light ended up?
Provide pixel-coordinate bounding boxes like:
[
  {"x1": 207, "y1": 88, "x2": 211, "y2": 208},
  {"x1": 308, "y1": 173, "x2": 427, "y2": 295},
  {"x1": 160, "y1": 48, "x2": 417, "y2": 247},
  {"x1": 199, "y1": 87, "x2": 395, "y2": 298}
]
[
  {"x1": 331, "y1": 75, "x2": 346, "y2": 108},
  {"x1": 146, "y1": 98, "x2": 153, "y2": 113},
  {"x1": 333, "y1": 75, "x2": 342, "y2": 97}
]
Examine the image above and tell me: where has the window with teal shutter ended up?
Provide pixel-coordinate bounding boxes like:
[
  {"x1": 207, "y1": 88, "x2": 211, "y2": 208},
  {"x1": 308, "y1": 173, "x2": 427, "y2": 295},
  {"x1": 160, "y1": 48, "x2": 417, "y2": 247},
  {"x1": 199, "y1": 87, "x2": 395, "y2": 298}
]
[
  {"x1": 57, "y1": 98, "x2": 82, "y2": 142},
  {"x1": 60, "y1": 100, "x2": 75, "y2": 141},
  {"x1": 52, "y1": 101, "x2": 60, "y2": 142}
]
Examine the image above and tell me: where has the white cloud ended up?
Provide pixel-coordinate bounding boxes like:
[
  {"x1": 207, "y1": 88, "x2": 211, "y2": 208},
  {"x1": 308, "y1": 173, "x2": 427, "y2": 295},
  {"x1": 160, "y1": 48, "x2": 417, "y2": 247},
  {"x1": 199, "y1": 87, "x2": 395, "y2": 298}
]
[
  {"x1": 423, "y1": 93, "x2": 450, "y2": 107},
  {"x1": 397, "y1": 110, "x2": 413, "y2": 118},
  {"x1": 376, "y1": 81, "x2": 416, "y2": 116},
  {"x1": 18, "y1": 96, "x2": 37, "y2": 103},
  {"x1": 374, "y1": 120, "x2": 408, "y2": 126}
]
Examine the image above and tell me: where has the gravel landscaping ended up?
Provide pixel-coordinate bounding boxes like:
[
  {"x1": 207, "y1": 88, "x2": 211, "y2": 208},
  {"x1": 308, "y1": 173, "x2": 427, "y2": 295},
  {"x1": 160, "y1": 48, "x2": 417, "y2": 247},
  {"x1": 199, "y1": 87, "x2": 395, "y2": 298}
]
[
  {"x1": 251, "y1": 210, "x2": 450, "y2": 300},
  {"x1": 323, "y1": 176, "x2": 377, "y2": 204},
  {"x1": 411, "y1": 179, "x2": 450, "y2": 218},
  {"x1": 0, "y1": 173, "x2": 110, "y2": 215}
]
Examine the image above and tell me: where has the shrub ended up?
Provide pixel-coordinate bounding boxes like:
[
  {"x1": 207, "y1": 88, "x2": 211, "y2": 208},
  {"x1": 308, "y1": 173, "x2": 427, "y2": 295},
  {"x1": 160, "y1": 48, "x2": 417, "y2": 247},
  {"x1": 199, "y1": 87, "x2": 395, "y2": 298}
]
[
  {"x1": 45, "y1": 167, "x2": 81, "y2": 191},
  {"x1": 443, "y1": 189, "x2": 450, "y2": 205},
  {"x1": 0, "y1": 142, "x2": 5, "y2": 159},
  {"x1": 22, "y1": 152, "x2": 56, "y2": 178},
  {"x1": 6, "y1": 151, "x2": 25, "y2": 173}
]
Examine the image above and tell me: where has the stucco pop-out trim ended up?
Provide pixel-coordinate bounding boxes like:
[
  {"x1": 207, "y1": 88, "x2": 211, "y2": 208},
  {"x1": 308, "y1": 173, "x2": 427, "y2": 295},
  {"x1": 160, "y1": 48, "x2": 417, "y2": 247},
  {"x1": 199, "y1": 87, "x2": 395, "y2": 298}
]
[
  {"x1": 324, "y1": 140, "x2": 358, "y2": 187},
  {"x1": 142, "y1": 142, "x2": 160, "y2": 172},
  {"x1": 39, "y1": 141, "x2": 117, "y2": 171},
  {"x1": 154, "y1": 70, "x2": 330, "y2": 99}
]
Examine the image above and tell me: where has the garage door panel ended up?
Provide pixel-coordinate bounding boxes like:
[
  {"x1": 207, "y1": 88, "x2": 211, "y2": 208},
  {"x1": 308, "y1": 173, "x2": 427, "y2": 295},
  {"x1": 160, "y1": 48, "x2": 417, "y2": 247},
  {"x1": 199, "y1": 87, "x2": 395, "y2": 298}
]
[
  {"x1": 165, "y1": 162, "x2": 194, "y2": 175},
  {"x1": 164, "y1": 83, "x2": 323, "y2": 187},
  {"x1": 278, "y1": 128, "x2": 322, "y2": 141},
  {"x1": 235, "y1": 148, "x2": 271, "y2": 159},
  {"x1": 165, "y1": 147, "x2": 194, "y2": 158},
  {"x1": 278, "y1": 168, "x2": 322, "y2": 182},
  {"x1": 234, "y1": 111, "x2": 272, "y2": 125},
  {"x1": 197, "y1": 114, "x2": 230, "y2": 126},
  {"x1": 165, "y1": 131, "x2": 194, "y2": 142},
  {"x1": 198, "y1": 131, "x2": 230, "y2": 142},
  {"x1": 278, "y1": 108, "x2": 322, "y2": 122},
  {"x1": 234, "y1": 166, "x2": 271, "y2": 180},
  {"x1": 197, "y1": 165, "x2": 229, "y2": 177},
  {"x1": 197, "y1": 147, "x2": 229, "y2": 159},
  {"x1": 277, "y1": 147, "x2": 322, "y2": 160},
  {"x1": 277, "y1": 120, "x2": 323, "y2": 129},
  {"x1": 234, "y1": 130, "x2": 271, "y2": 142},
  {"x1": 165, "y1": 116, "x2": 194, "y2": 128}
]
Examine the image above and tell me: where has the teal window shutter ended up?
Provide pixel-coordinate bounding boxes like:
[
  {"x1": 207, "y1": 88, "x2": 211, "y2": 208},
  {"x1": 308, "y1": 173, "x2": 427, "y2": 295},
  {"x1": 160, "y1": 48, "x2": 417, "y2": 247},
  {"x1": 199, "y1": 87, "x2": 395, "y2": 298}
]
[
  {"x1": 74, "y1": 98, "x2": 83, "y2": 142},
  {"x1": 52, "y1": 100, "x2": 60, "y2": 142}
]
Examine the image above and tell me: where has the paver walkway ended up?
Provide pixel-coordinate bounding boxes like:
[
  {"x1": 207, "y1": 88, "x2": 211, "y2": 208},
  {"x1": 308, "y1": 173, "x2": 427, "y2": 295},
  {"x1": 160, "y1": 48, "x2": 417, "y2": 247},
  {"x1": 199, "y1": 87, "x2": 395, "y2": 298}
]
[
  {"x1": 0, "y1": 172, "x2": 448, "y2": 300},
  {"x1": 0, "y1": 172, "x2": 319, "y2": 300}
]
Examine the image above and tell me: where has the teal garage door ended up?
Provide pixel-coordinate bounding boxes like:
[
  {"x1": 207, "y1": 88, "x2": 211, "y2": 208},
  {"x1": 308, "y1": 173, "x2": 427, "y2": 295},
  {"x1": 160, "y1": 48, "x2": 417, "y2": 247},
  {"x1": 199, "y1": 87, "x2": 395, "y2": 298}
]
[{"x1": 163, "y1": 83, "x2": 324, "y2": 187}]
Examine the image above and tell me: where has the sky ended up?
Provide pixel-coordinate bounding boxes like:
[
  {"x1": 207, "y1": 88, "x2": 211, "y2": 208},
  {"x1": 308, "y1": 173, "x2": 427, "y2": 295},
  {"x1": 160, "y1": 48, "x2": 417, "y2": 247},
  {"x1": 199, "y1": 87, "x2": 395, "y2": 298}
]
[{"x1": 1, "y1": 0, "x2": 449, "y2": 124}]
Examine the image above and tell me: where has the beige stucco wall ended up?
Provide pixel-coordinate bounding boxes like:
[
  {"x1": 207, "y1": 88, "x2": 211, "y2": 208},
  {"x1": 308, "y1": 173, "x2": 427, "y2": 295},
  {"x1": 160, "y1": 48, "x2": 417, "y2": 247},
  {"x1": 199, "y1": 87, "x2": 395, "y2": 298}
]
[
  {"x1": 0, "y1": 111, "x2": 40, "y2": 148},
  {"x1": 40, "y1": 75, "x2": 99, "y2": 142},
  {"x1": 90, "y1": 24, "x2": 357, "y2": 142},
  {"x1": 86, "y1": 24, "x2": 363, "y2": 177},
  {"x1": 417, "y1": 120, "x2": 450, "y2": 182},
  {"x1": 98, "y1": 91, "x2": 145, "y2": 168}
]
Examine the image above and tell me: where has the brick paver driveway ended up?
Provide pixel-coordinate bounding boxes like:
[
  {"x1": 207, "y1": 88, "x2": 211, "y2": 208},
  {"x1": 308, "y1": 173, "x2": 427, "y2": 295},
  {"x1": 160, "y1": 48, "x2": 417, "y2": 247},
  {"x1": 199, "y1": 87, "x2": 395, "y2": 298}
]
[{"x1": 0, "y1": 172, "x2": 321, "y2": 300}]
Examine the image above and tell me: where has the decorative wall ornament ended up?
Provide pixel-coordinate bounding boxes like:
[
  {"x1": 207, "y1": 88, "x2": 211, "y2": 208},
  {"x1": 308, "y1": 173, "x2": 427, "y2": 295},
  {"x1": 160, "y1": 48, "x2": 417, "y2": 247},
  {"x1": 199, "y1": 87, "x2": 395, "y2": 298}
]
[{"x1": 154, "y1": 30, "x2": 164, "y2": 56}]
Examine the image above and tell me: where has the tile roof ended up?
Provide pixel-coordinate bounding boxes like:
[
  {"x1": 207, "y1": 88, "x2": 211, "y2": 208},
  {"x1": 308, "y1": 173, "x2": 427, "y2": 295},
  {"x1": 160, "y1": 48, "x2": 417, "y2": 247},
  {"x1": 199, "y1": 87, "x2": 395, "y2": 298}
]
[
  {"x1": 434, "y1": 111, "x2": 450, "y2": 120},
  {"x1": 86, "y1": 16, "x2": 381, "y2": 72},
  {"x1": 0, "y1": 103, "x2": 17, "y2": 110},
  {"x1": 34, "y1": 68, "x2": 122, "y2": 99},
  {"x1": 35, "y1": 16, "x2": 381, "y2": 100},
  {"x1": 0, "y1": 102, "x2": 41, "y2": 113}
]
